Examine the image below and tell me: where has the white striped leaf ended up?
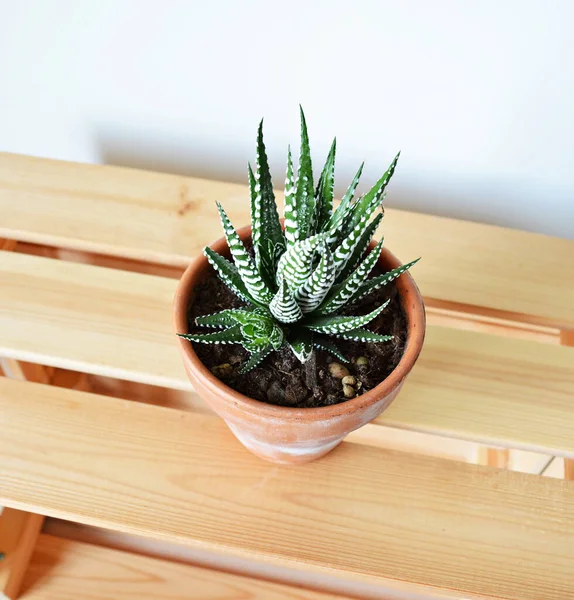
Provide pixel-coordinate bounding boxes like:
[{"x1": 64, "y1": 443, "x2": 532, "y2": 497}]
[
  {"x1": 269, "y1": 276, "x2": 303, "y2": 323},
  {"x1": 336, "y1": 213, "x2": 383, "y2": 283},
  {"x1": 313, "y1": 336, "x2": 348, "y2": 363},
  {"x1": 332, "y1": 328, "x2": 393, "y2": 343},
  {"x1": 315, "y1": 137, "x2": 336, "y2": 230},
  {"x1": 240, "y1": 345, "x2": 274, "y2": 373},
  {"x1": 317, "y1": 240, "x2": 383, "y2": 314},
  {"x1": 303, "y1": 300, "x2": 389, "y2": 334},
  {"x1": 287, "y1": 326, "x2": 314, "y2": 363},
  {"x1": 283, "y1": 145, "x2": 298, "y2": 247},
  {"x1": 196, "y1": 309, "x2": 254, "y2": 329},
  {"x1": 216, "y1": 203, "x2": 273, "y2": 305},
  {"x1": 352, "y1": 258, "x2": 420, "y2": 303},
  {"x1": 276, "y1": 233, "x2": 326, "y2": 292},
  {"x1": 294, "y1": 106, "x2": 315, "y2": 239},
  {"x1": 203, "y1": 247, "x2": 258, "y2": 306},
  {"x1": 295, "y1": 244, "x2": 336, "y2": 314},
  {"x1": 324, "y1": 162, "x2": 364, "y2": 237},
  {"x1": 177, "y1": 324, "x2": 244, "y2": 345}
]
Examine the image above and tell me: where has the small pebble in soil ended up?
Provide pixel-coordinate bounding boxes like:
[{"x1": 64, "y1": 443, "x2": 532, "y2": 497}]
[
  {"x1": 342, "y1": 375, "x2": 356, "y2": 386},
  {"x1": 355, "y1": 356, "x2": 369, "y2": 367},
  {"x1": 343, "y1": 384, "x2": 356, "y2": 399},
  {"x1": 328, "y1": 362, "x2": 350, "y2": 379}
]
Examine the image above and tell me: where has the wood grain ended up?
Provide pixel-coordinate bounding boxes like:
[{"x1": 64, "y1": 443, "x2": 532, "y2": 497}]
[
  {"x1": 21, "y1": 535, "x2": 345, "y2": 600},
  {"x1": 2, "y1": 378, "x2": 574, "y2": 600},
  {"x1": 1, "y1": 153, "x2": 573, "y2": 328},
  {"x1": 0, "y1": 508, "x2": 44, "y2": 599},
  {"x1": 2, "y1": 250, "x2": 574, "y2": 455}
]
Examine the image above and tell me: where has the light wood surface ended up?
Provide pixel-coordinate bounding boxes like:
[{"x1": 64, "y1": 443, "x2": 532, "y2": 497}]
[
  {"x1": 1, "y1": 153, "x2": 573, "y2": 328},
  {"x1": 0, "y1": 508, "x2": 44, "y2": 600},
  {"x1": 1, "y1": 378, "x2": 574, "y2": 600},
  {"x1": 21, "y1": 535, "x2": 345, "y2": 600},
  {"x1": 2, "y1": 250, "x2": 574, "y2": 455}
]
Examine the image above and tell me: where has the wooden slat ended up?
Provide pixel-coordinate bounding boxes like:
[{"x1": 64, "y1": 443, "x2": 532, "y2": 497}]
[
  {"x1": 0, "y1": 508, "x2": 44, "y2": 599},
  {"x1": 2, "y1": 250, "x2": 574, "y2": 456},
  {"x1": 1, "y1": 153, "x2": 573, "y2": 329},
  {"x1": 1, "y1": 379, "x2": 574, "y2": 600},
  {"x1": 21, "y1": 535, "x2": 344, "y2": 600}
]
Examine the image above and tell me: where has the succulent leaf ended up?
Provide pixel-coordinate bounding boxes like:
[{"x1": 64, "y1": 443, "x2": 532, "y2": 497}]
[
  {"x1": 240, "y1": 345, "x2": 274, "y2": 373},
  {"x1": 196, "y1": 309, "x2": 254, "y2": 329},
  {"x1": 318, "y1": 240, "x2": 384, "y2": 314},
  {"x1": 276, "y1": 233, "x2": 326, "y2": 292},
  {"x1": 249, "y1": 121, "x2": 285, "y2": 285},
  {"x1": 313, "y1": 336, "x2": 348, "y2": 363},
  {"x1": 216, "y1": 203, "x2": 273, "y2": 304},
  {"x1": 269, "y1": 276, "x2": 303, "y2": 323},
  {"x1": 177, "y1": 325, "x2": 244, "y2": 345},
  {"x1": 287, "y1": 326, "x2": 314, "y2": 363},
  {"x1": 324, "y1": 162, "x2": 364, "y2": 237},
  {"x1": 203, "y1": 247, "x2": 258, "y2": 306},
  {"x1": 283, "y1": 145, "x2": 298, "y2": 247},
  {"x1": 315, "y1": 137, "x2": 336, "y2": 230},
  {"x1": 304, "y1": 300, "x2": 389, "y2": 334},
  {"x1": 294, "y1": 106, "x2": 315, "y2": 239},
  {"x1": 295, "y1": 244, "x2": 337, "y2": 314},
  {"x1": 331, "y1": 328, "x2": 393, "y2": 343},
  {"x1": 352, "y1": 258, "x2": 420, "y2": 303},
  {"x1": 336, "y1": 213, "x2": 383, "y2": 282}
]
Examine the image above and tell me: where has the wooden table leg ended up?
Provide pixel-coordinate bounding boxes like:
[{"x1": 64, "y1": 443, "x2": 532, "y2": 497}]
[
  {"x1": 478, "y1": 447, "x2": 510, "y2": 469},
  {"x1": 0, "y1": 508, "x2": 44, "y2": 599}
]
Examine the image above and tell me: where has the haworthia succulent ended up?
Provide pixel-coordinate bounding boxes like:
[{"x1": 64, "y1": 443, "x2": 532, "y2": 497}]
[{"x1": 180, "y1": 109, "x2": 419, "y2": 372}]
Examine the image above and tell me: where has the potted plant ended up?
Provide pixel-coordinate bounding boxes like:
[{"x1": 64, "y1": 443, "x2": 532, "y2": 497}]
[{"x1": 174, "y1": 108, "x2": 425, "y2": 464}]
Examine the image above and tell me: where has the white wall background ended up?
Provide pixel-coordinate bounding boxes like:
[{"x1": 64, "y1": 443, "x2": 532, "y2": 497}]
[{"x1": 1, "y1": 0, "x2": 573, "y2": 239}]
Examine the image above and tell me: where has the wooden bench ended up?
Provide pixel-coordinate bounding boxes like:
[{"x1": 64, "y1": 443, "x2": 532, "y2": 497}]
[{"x1": 1, "y1": 152, "x2": 573, "y2": 599}]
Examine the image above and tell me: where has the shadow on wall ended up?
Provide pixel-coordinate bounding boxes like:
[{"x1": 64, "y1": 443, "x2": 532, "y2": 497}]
[{"x1": 95, "y1": 126, "x2": 574, "y2": 240}]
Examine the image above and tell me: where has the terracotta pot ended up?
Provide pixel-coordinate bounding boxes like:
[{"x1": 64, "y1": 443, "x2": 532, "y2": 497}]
[{"x1": 174, "y1": 225, "x2": 425, "y2": 464}]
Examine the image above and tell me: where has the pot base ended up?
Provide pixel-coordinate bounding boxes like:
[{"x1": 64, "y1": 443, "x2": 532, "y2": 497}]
[{"x1": 227, "y1": 423, "x2": 343, "y2": 465}]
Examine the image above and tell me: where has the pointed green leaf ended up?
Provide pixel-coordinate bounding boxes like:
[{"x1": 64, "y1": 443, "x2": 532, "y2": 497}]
[
  {"x1": 295, "y1": 106, "x2": 315, "y2": 239},
  {"x1": 343, "y1": 152, "x2": 399, "y2": 237},
  {"x1": 203, "y1": 247, "x2": 258, "y2": 306},
  {"x1": 196, "y1": 309, "x2": 254, "y2": 329},
  {"x1": 216, "y1": 203, "x2": 273, "y2": 304},
  {"x1": 313, "y1": 336, "x2": 348, "y2": 363},
  {"x1": 296, "y1": 244, "x2": 336, "y2": 314},
  {"x1": 303, "y1": 300, "x2": 389, "y2": 334},
  {"x1": 353, "y1": 258, "x2": 420, "y2": 303},
  {"x1": 318, "y1": 240, "x2": 383, "y2": 314},
  {"x1": 332, "y1": 328, "x2": 393, "y2": 343},
  {"x1": 336, "y1": 213, "x2": 383, "y2": 283},
  {"x1": 324, "y1": 162, "x2": 364, "y2": 236},
  {"x1": 239, "y1": 345, "x2": 274, "y2": 373},
  {"x1": 287, "y1": 326, "x2": 314, "y2": 363},
  {"x1": 249, "y1": 120, "x2": 285, "y2": 284},
  {"x1": 177, "y1": 324, "x2": 244, "y2": 345},
  {"x1": 269, "y1": 276, "x2": 303, "y2": 323},
  {"x1": 283, "y1": 145, "x2": 298, "y2": 247},
  {"x1": 315, "y1": 137, "x2": 336, "y2": 230}
]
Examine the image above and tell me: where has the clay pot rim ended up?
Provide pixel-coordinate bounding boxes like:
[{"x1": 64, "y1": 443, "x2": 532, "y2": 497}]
[{"x1": 174, "y1": 224, "x2": 425, "y2": 422}]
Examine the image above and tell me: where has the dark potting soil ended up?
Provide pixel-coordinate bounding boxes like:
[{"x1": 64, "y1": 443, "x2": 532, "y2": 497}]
[{"x1": 187, "y1": 270, "x2": 407, "y2": 408}]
